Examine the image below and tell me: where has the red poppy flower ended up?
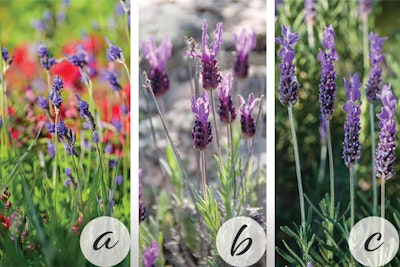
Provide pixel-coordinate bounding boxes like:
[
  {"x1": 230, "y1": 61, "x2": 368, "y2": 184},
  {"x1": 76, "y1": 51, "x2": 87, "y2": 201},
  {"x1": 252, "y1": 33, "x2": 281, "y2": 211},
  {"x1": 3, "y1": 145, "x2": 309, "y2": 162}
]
[{"x1": 0, "y1": 215, "x2": 11, "y2": 230}]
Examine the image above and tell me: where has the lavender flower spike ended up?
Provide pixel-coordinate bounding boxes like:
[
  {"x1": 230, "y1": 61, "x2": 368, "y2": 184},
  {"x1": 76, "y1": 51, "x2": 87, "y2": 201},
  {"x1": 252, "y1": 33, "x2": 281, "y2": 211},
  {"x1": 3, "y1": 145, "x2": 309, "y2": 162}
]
[
  {"x1": 233, "y1": 28, "x2": 256, "y2": 79},
  {"x1": 304, "y1": 0, "x2": 316, "y2": 27},
  {"x1": 49, "y1": 76, "x2": 64, "y2": 110},
  {"x1": 75, "y1": 94, "x2": 96, "y2": 131},
  {"x1": 141, "y1": 36, "x2": 172, "y2": 96},
  {"x1": 318, "y1": 24, "x2": 338, "y2": 120},
  {"x1": 343, "y1": 73, "x2": 362, "y2": 167},
  {"x1": 366, "y1": 32, "x2": 387, "y2": 103},
  {"x1": 191, "y1": 91, "x2": 212, "y2": 150},
  {"x1": 275, "y1": 25, "x2": 300, "y2": 107},
  {"x1": 142, "y1": 241, "x2": 159, "y2": 267},
  {"x1": 190, "y1": 19, "x2": 223, "y2": 90},
  {"x1": 105, "y1": 36, "x2": 124, "y2": 62},
  {"x1": 359, "y1": 0, "x2": 371, "y2": 20},
  {"x1": 37, "y1": 43, "x2": 56, "y2": 70},
  {"x1": 238, "y1": 93, "x2": 261, "y2": 138},
  {"x1": 376, "y1": 84, "x2": 396, "y2": 180},
  {"x1": 217, "y1": 72, "x2": 236, "y2": 124}
]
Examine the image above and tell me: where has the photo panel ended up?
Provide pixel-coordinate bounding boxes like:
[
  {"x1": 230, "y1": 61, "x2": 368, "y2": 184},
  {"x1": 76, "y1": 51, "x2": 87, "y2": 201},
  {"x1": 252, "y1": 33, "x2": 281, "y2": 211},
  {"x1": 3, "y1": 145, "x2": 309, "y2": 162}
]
[
  {"x1": 139, "y1": 0, "x2": 267, "y2": 266},
  {"x1": 0, "y1": 1, "x2": 130, "y2": 266},
  {"x1": 276, "y1": 0, "x2": 400, "y2": 266}
]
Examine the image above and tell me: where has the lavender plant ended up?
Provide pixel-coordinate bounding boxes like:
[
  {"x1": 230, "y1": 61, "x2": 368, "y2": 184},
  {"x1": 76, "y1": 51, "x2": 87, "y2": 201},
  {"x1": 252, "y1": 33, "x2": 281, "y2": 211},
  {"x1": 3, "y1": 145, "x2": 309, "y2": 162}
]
[
  {"x1": 276, "y1": 1, "x2": 400, "y2": 266},
  {"x1": 140, "y1": 14, "x2": 265, "y2": 265}
]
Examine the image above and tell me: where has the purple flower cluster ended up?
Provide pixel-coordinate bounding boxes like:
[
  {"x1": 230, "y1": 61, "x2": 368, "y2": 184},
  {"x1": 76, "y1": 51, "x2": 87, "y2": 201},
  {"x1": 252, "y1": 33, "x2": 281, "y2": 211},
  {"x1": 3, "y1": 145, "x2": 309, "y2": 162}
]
[
  {"x1": 342, "y1": 73, "x2": 362, "y2": 168},
  {"x1": 105, "y1": 36, "x2": 124, "y2": 62},
  {"x1": 217, "y1": 73, "x2": 236, "y2": 124},
  {"x1": 191, "y1": 91, "x2": 213, "y2": 151},
  {"x1": 366, "y1": 32, "x2": 387, "y2": 103},
  {"x1": 233, "y1": 28, "x2": 256, "y2": 79},
  {"x1": 190, "y1": 19, "x2": 223, "y2": 90},
  {"x1": 66, "y1": 45, "x2": 88, "y2": 68},
  {"x1": 75, "y1": 94, "x2": 96, "y2": 131},
  {"x1": 49, "y1": 76, "x2": 64, "y2": 110},
  {"x1": 318, "y1": 25, "x2": 338, "y2": 120},
  {"x1": 107, "y1": 71, "x2": 122, "y2": 92},
  {"x1": 304, "y1": 0, "x2": 316, "y2": 27},
  {"x1": 56, "y1": 118, "x2": 77, "y2": 156},
  {"x1": 37, "y1": 43, "x2": 56, "y2": 70},
  {"x1": 1, "y1": 47, "x2": 13, "y2": 67},
  {"x1": 141, "y1": 36, "x2": 172, "y2": 97},
  {"x1": 238, "y1": 93, "x2": 261, "y2": 138},
  {"x1": 275, "y1": 25, "x2": 300, "y2": 107},
  {"x1": 359, "y1": 0, "x2": 372, "y2": 20},
  {"x1": 142, "y1": 241, "x2": 159, "y2": 267},
  {"x1": 376, "y1": 84, "x2": 396, "y2": 180}
]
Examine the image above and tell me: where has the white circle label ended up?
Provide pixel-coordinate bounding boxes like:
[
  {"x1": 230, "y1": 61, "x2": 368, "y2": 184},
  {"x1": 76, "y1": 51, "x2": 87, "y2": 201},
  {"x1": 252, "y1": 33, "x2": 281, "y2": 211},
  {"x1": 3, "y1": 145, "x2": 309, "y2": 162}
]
[
  {"x1": 216, "y1": 216, "x2": 266, "y2": 266},
  {"x1": 80, "y1": 216, "x2": 130, "y2": 267},
  {"x1": 348, "y1": 216, "x2": 399, "y2": 266}
]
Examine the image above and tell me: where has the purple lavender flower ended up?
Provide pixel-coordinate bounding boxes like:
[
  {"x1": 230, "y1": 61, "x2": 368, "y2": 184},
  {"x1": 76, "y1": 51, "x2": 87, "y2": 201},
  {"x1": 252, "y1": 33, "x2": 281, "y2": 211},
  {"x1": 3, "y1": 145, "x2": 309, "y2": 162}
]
[
  {"x1": 37, "y1": 96, "x2": 49, "y2": 110},
  {"x1": 37, "y1": 43, "x2": 56, "y2": 70},
  {"x1": 66, "y1": 46, "x2": 88, "y2": 68},
  {"x1": 105, "y1": 36, "x2": 124, "y2": 62},
  {"x1": 107, "y1": 71, "x2": 122, "y2": 92},
  {"x1": 64, "y1": 179, "x2": 72, "y2": 187},
  {"x1": 376, "y1": 84, "x2": 396, "y2": 180},
  {"x1": 238, "y1": 93, "x2": 261, "y2": 138},
  {"x1": 76, "y1": 94, "x2": 96, "y2": 131},
  {"x1": 141, "y1": 36, "x2": 172, "y2": 97},
  {"x1": 275, "y1": 25, "x2": 300, "y2": 107},
  {"x1": 56, "y1": 119, "x2": 69, "y2": 137},
  {"x1": 1, "y1": 47, "x2": 13, "y2": 66},
  {"x1": 217, "y1": 72, "x2": 236, "y2": 124},
  {"x1": 307, "y1": 262, "x2": 314, "y2": 267},
  {"x1": 366, "y1": 32, "x2": 387, "y2": 103},
  {"x1": 105, "y1": 143, "x2": 113, "y2": 154},
  {"x1": 116, "y1": 175, "x2": 123, "y2": 186},
  {"x1": 47, "y1": 140, "x2": 55, "y2": 158},
  {"x1": 233, "y1": 28, "x2": 256, "y2": 79},
  {"x1": 343, "y1": 73, "x2": 362, "y2": 167},
  {"x1": 2, "y1": 47, "x2": 9, "y2": 62},
  {"x1": 92, "y1": 131, "x2": 99, "y2": 144},
  {"x1": 318, "y1": 25, "x2": 338, "y2": 120},
  {"x1": 49, "y1": 76, "x2": 64, "y2": 110},
  {"x1": 65, "y1": 168, "x2": 72, "y2": 179},
  {"x1": 142, "y1": 241, "x2": 159, "y2": 267},
  {"x1": 189, "y1": 19, "x2": 223, "y2": 90},
  {"x1": 191, "y1": 91, "x2": 213, "y2": 151},
  {"x1": 112, "y1": 119, "x2": 123, "y2": 132},
  {"x1": 0, "y1": 116, "x2": 2, "y2": 130},
  {"x1": 304, "y1": 0, "x2": 316, "y2": 27},
  {"x1": 45, "y1": 122, "x2": 55, "y2": 134},
  {"x1": 109, "y1": 160, "x2": 117, "y2": 168},
  {"x1": 359, "y1": 0, "x2": 371, "y2": 20}
]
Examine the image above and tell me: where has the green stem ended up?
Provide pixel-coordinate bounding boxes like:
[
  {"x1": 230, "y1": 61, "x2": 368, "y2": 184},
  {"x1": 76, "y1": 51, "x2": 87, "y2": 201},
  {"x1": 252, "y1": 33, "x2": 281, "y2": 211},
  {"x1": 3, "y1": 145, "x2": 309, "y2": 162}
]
[
  {"x1": 362, "y1": 17, "x2": 369, "y2": 75},
  {"x1": 210, "y1": 90, "x2": 222, "y2": 163},
  {"x1": 53, "y1": 110, "x2": 59, "y2": 221},
  {"x1": 326, "y1": 120, "x2": 335, "y2": 218},
  {"x1": 201, "y1": 150, "x2": 206, "y2": 199},
  {"x1": 288, "y1": 105, "x2": 305, "y2": 225},
  {"x1": 381, "y1": 177, "x2": 385, "y2": 219},
  {"x1": 121, "y1": 61, "x2": 131, "y2": 82},
  {"x1": 349, "y1": 166, "x2": 354, "y2": 228},
  {"x1": 369, "y1": 103, "x2": 377, "y2": 216}
]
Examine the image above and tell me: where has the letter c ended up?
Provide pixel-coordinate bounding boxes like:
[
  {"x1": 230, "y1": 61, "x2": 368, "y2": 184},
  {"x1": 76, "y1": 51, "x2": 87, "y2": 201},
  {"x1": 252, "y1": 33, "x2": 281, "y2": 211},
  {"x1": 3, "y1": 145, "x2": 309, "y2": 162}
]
[{"x1": 364, "y1": 232, "x2": 384, "y2": 252}]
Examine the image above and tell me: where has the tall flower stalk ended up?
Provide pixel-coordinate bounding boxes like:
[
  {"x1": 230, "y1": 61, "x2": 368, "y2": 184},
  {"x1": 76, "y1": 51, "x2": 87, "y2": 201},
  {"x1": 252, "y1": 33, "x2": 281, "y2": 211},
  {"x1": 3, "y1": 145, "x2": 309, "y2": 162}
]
[
  {"x1": 343, "y1": 73, "x2": 362, "y2": 228},
  {"x1": 275, "y1": 25, "x2": 305, "y2": 225},
  {"x1": 189, "y1": 19, "x2": 223, "y2": 163},
  {"x1": 317, "y1": 25, "x2": 338, "y2": 225},
  {"x1": 233, "y1": 28, "x2": 256, "y2": 80},
  {"x1": 191, "y1": 91, "x2": 212, "y2": 197},
  {"x1": 376, "y1": 84, "x2": 396, "y2": 219},
  {"x1": 366, "y1": 32, "x2": 387, "y2": 215}
]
